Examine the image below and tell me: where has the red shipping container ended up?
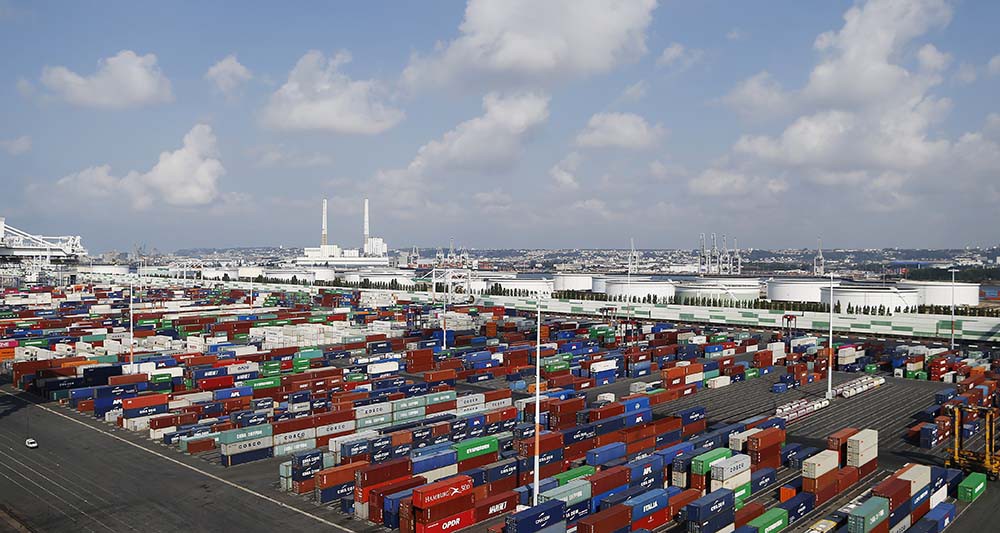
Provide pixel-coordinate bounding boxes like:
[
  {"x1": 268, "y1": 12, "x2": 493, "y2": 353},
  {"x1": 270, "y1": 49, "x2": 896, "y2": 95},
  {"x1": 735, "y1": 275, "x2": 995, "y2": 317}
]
[
  {"x1": 631, "y1": 508, "x2": 668, "y2": 531},
  {"x1": 836, "y1": 466, "x2": 860, "y2": 493},
  {"x1": 589, "y1": 466, "x2": 631, "y2": 496},
  {"x1": 412, "y1": 475, "x2": 475, "y2": 509},
  {"x1": 414, "y1": 508, "x2": 475, "y2": 533},
  {"x1": 735, "y1": 502, "x2": 765, "y2": 528},
  {"x1": 474, "y1": 490, "x2": 518, "y2": 522},
  {"x1": 121, "y1": 393, "x2": 169, "y2": 410},
  {"x1": 748, "y1": 428, "x2": 785, "y2": 451},
  {"x1": 668, "y1": 489, "x2": 701, "y2": 519},
  {"x1": 577, "y1": 505, "x2": 633, "y2": 533},
  {"x1": 872, "y1": 477, "x2": 909, "y2": 510},
  {"x1": 416, "y1": 493, "x2": 475, "y2": 523}
]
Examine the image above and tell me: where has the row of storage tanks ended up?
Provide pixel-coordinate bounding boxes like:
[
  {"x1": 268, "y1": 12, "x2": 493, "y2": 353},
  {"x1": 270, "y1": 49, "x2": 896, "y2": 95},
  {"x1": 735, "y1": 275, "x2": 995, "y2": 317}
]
[{"x1": 77, "y1": 265, "x2": 982, "y2": 308}]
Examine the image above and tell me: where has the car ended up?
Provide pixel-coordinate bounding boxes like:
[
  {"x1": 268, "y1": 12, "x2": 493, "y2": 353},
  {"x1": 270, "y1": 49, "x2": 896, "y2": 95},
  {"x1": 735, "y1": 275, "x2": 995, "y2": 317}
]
[{"x1": 25, "y1": 438, "x2": 38, "y2": 449}]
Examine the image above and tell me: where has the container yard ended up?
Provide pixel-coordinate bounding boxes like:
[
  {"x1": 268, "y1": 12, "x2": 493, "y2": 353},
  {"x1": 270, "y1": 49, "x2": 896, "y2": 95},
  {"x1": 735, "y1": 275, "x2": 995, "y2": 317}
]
[{"x1": 1, "y1": 282, "x2": 998, "y2": 533}]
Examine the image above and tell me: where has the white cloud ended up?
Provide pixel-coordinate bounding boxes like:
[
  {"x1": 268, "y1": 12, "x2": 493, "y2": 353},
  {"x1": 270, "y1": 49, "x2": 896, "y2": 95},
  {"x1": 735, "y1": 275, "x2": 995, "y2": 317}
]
[
  {"x1": 689, "y1": 168, "x2": 751, "y2": 196},
  {"x1": 54, "y1": 124, "x2": 225, "y2": 210},
  {"x1": 205, "y1": 54, "x2": 252, "y2": 97},
  {"x1": 474, "y1": 189, "x2": 513, "y2": 213},
  {"x1": 374, "y1": 92, "x2": 549, "y2": 213},
  {"x1": 722, "y1": 71, "x2": 792, "y2": 119},
  {"x1": 955, "y1": 62, "x2": 977, "y2": 84},
  {"x1": 620, "y1": 80, "x2": 648, "y2": 102},
  {"x1": 40, "y1": 50, "x2": 173, "y2": 109},
  {"x1": 401, "y1": 0, "x2": 656, "y2": 89},
  {"x1": 571, "y1": 198, "x2": 621, "y2": 221},
  {"x1": 550, "y1": 152, "x2": 581, "y2": 189},
  {"x1": 0, "y1": 135, "x2": 31, "y2": 155},
  {"x1": 656, "y1": 42, "x2": 703, "y2": 70},
  {"x1": 575, "y1": 112, "x2": 664, "y2": 149},
  {"x1": 726, "y1": 28, "x2": 747, "y2": 41},
  {"x1": 990, "y1": 54, "x2": 1000, "y2": 76},
  {"x1": 252, "y1": 146, "x2": 334, "y2": 168},
  {"x1": 262, "y1": 50, "x2": 403, "y2": 134},
  {"x1": 917, "y1": 44, "x2": 950, "y2": 72},
  {"x1": 708, "y1": 0, "x2": 1000, "y2": 214},
  {"x1": 16, "y1": 78, "x2": 34, "y2": 98}
]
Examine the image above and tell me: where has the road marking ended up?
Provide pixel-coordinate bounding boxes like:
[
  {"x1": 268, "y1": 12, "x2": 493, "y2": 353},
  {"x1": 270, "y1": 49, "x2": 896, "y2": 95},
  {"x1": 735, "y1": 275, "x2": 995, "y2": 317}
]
[{"x1": 0, "y1": 389, "x2": 354, "y2": 533}]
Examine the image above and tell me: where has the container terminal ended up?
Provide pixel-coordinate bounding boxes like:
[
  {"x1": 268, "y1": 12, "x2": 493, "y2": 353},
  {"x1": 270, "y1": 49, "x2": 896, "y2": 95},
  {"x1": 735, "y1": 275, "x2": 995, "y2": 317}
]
[{"x1": 2, "y1": 250, "x2": 999, "y2": 533}]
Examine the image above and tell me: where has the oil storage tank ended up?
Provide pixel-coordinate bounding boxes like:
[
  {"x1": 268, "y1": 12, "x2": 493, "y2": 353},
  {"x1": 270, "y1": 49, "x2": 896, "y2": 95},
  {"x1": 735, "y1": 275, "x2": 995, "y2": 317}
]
[
  {"x1": 676, "y1": 278, "x2": 761, "y2": 303},
  {"x1": 767, "y1": 278, "x2": 842, "y2": 303},
  {"x1": 897, "y1": 280, "x2": 979, "y2": 307},
  {"x1": 820, "y1": 283, "x2": 919, "y2": 311},
  {"x1": 605, "y1": 279, "x2": 675, "y2": 301},
  {"x1": 553, "y1": 273, "x2": 594, "y2": 292}
]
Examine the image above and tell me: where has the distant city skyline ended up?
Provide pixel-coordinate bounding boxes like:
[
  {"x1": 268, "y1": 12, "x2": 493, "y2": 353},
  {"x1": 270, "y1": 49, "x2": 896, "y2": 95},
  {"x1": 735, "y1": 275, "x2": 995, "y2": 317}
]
[{"x1": 2, "y1": 0, "x2": 999, "y2": 252}]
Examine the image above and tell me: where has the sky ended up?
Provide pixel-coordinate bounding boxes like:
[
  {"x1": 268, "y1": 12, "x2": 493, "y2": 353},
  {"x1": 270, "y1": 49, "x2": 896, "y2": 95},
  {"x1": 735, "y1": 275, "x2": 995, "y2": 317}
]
[{"x1": 2, "y1": 0, "x2": 999, "y2": 253}]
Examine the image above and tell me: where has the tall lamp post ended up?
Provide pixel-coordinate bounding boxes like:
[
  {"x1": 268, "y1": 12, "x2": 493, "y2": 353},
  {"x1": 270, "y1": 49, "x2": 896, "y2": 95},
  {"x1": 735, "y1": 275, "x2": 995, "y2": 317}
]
[
  {"x1": 826, "y1": 272, "x2": 834, "y2": 400},
  {"x1": 533, "y1": 301, "x2": 542, "y2": 506},
  {"x1": 949, "y1": 269, "x2": 958, "y2": 351}
]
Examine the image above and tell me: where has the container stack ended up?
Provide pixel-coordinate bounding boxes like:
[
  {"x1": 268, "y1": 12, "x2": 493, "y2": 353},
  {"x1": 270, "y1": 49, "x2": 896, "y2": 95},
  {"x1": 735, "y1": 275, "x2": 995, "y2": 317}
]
[
  {"x1": 684, "y1": 488, "x2": 735, "y2": 533},
  {"x1": 747, "y1": 427, "x2": 784, "y2": 472},
  {"x1": 710, "y1": 454, "x2": 752, "y2": 502},
  {"x1": 505, "y1": 499, "x2": 565, "y2": 533},
  {"x1": 801, "y1": 449, "x2": 840, "y2": 505},
  {"x1": 408, "y1": 476, "x2": 477, "y2": 533},
  {"x1": 354, "y1": 458, "x2": 413, "y2": 521},
  {"x1": 690, "y1": 448, "x2": 732, "y2": 491},
  {"x1": 623, "y1": 488, "x2": 670, "y2": 530},
  {"x1": 847, "y1": 429, "x2": 878, "y2": 476}
]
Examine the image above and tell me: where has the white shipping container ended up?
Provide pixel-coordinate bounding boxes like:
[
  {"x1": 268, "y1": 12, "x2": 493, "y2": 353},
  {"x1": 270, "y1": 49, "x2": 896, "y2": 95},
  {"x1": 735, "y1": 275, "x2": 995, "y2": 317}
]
[
  {"x1": 847, "y1": 429, "x2": 878, "y2": 453},
  {"x1": 889, "y1": 516, "x2": 910, "y2": 533},
  {"x1": 929, "y1": 486, "x2": 947, "y2": 508},
  {"x1": 729, "y1": 428, "x2": 761, "y2": 451},
  {"x1": 671, "y1": 470, "x2": 688, "y2": 488},
  {"x1": 711, "y1": 469, "x2": 751, "y2": 492},
  {"x1": 484, "y1": 398, "x2": 512, "y2": 411},
  {"x1": 457, "y1": 404, "x2": 484, "y2": 416},
  {"x1": 685, "y1": 372, "x2": 704, "y2": 384},
  {"x1": 367, "y1": 361, "x2": 399, "y2": 375},
  {"x1": 711, "y1": 454, "x2": 751, "y2": 480},
  {"x1": 354, "y1": 402, "x2": 391, "y2": 419},
  {"x1": 315, "y1": 420, "x2": 356, "y2": 437},
  {"x1": 272, "y1": 428, "x2": 317, "y2": 447},
  {"x1": 589, "y1": 360, "x2": 618, "y2": 373},
  {"x1": 220, "y1": 435, "x2": 273, "y2": 456},
  {"x1": 422, "y1": 464, "x2": 459, "y2": 483},
  {"x1": 457, "y1": 393, "x2": 485, "y2": 409},
  {"x1": 846, "y1": 446, "x2": 878, "y2": 467},
  {"x1": 706, "y1": 376, "x2": 732, "y2": 389},
  {"x1": 802, "y1": 450, "x2": 840, "y2": 479},
  {"x1": 897, "y1": 464, "x2": 931, "y2": 496}
]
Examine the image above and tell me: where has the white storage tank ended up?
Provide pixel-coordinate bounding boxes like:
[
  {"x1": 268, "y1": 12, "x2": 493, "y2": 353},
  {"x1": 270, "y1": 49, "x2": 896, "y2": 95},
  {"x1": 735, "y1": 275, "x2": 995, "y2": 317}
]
[
  {"x1": 676, "y1": 277, "x2": 761, "y2": 303},
  {"x1": 553, "y1": 273, "x2": 594, "y2": 292},
  {"x1": 605, "y1": 279, "x2": 675, "y2": 300},
  {"x1": 820, "y1": 283, "x2": 920, "y2": 312},
  {"x1": 897, "y1": 280, "x2": 979, "y2": 307},
  {"x1": 591, "y1": 275, "x2": 618, "y2": 294},
  {"x1": 766, "y1": 278, "x2": 842, "y2": 303},
  {"x1": 480, "y1": 277, "x2": 553, "y2": 297}
]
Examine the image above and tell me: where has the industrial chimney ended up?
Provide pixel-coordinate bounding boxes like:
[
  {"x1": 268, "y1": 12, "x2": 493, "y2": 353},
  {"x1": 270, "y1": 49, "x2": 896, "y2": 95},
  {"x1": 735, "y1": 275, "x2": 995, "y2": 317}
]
[
  {"x1": 363, "y1": 198, "x2": 370, "y2": 250},
  {"x1": 321, "y1": 198, "x2": 328, "y2": 246}
]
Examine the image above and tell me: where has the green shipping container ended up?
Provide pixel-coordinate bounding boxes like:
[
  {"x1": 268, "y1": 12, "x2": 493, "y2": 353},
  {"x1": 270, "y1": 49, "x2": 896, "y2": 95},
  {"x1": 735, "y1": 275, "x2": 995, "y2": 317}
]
[
  {"x1": 865, "y1": 364, "x2": 879, "y2": 373},
  {"x1": 733, "y1": 481, "x2": 751, "y2": 502},
  {"x1": 218, "y1": 424, "x2": 273, "y2": 445},
  {"x1": 544, "y1": 361, "x2": 570, "y2": 372},
  {"x1": 245, "y1": 376, "x2": 281, "y2": 390},
  {"x1": 691, "y1": 448, "x2": 733, "y2": 475},
  {"x1": 958, "y1": 472, "x2": 987, "y2": 502},
  {"x1": 345, "y1": 373, "x2": 367, "y2": 382},
  {"x1": 748, "y1": 508, "x2": 788, "y2": 533},
  {"x1": 552, "y1": 465, "x2": 595, "y2": 486},
  {"x1": 703, "y1": 369, "x2": 720, "y2": 380},
  {"x1": 745, "y1": 368, "x2": 759, "y2": 379},
  {"x1": 151, "y1": 373, "x2": 173, "y2": 384},
  {"x1": 847, "y1": 496, "x2": 889, "y2": 533},
  {"x1": 452, "y1": 436, "x2": 499, "y2": 461}
]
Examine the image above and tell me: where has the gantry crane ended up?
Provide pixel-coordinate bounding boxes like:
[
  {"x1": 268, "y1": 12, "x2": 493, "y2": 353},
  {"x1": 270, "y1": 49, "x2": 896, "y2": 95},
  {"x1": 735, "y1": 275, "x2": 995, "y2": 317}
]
[{"x1": 944, "y1": 403, "x2": 1000, "y2": 480}]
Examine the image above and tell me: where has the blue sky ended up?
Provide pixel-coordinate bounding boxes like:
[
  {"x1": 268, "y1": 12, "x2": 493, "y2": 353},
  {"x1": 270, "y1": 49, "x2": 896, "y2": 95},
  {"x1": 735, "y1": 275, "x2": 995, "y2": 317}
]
[{"x1": 2, "y1": 0, "x2": 999, "y2": 253}]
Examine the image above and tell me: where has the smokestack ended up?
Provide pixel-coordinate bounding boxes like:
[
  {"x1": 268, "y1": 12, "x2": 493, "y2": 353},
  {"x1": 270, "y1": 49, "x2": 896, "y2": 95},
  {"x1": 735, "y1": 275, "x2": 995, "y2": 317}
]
[
  {"x1": 321, "y1": 199, "x2": 328, "y2": 246},
  {"x1": 363, "y1": 198, "x2": 370, "y2": 245}
]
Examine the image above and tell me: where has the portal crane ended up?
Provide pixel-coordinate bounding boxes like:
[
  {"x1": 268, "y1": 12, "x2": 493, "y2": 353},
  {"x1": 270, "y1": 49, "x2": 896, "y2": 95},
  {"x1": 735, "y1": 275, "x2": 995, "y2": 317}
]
[{"x1": 945, "y1": 403, "x2": 1000, "y2": 480}]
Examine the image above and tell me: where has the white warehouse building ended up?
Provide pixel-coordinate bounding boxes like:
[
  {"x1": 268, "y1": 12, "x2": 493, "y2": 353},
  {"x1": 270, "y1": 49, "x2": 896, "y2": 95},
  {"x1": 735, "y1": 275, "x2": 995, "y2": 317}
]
[
  {"x1": 897, "y1": 280, "x2": 980, "y2": 307},
  {"x1": 821, "y1": 284, "x2": 920, "y2": 311}
]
